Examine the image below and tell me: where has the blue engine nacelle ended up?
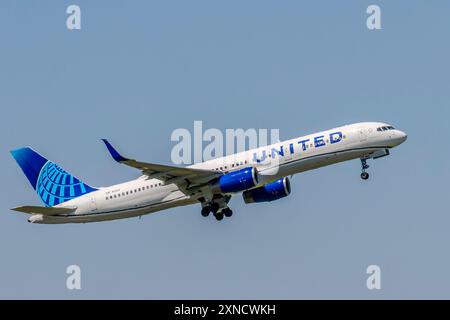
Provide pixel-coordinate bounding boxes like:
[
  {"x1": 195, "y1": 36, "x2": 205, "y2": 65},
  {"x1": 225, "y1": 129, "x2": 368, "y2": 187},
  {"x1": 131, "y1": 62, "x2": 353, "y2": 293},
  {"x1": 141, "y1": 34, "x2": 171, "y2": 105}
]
[
  {"x1": 242, "y1": 177, "x2": 291, "y2": 203},
  {"x1": 212, "y1": 167, "x2": 259, "y2": 193}
]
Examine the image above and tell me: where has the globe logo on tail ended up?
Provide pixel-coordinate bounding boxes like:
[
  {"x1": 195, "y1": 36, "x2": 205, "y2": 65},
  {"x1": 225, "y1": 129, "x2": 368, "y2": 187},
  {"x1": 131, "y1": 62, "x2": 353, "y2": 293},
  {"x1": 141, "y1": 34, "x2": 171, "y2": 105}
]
[{"x1": 36, "y1": 161, "x2": 96, "y2": 207}]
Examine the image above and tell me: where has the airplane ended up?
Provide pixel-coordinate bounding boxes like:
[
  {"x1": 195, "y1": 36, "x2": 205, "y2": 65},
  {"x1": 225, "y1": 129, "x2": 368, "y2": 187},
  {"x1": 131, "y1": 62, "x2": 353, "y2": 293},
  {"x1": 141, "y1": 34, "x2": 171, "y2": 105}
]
[{"x1": 10, "y1": 122, "x2": 407, "y2": 224}]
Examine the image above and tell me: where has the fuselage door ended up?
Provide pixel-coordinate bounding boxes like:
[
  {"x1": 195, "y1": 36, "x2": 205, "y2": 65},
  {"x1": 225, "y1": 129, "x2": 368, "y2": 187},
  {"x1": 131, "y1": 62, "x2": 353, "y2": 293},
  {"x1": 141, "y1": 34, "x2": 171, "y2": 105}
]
[
  {"x1": 359, "y1": 128, "x2": 369, "y2": 142},
  {"x1": 90, "y1": 195, "x2": 98, "y2": 211}
]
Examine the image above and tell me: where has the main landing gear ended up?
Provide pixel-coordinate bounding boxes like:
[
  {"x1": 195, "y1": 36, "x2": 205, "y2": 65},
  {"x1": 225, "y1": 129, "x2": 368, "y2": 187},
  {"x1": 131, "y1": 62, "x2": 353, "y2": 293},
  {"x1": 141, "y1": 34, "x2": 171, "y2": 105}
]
[
  {"x1": 360, "y1": 158, "x2": 370, "y2": 180},
  {"x1": 213, "y1": 207, "x2": 233, "y2": 221},
  {"x1": 201, "y1": 206, "x2": 211, "y2": 217},
  {"x1": 200, "y1": 203, "x2": 233, "y2": 221}
]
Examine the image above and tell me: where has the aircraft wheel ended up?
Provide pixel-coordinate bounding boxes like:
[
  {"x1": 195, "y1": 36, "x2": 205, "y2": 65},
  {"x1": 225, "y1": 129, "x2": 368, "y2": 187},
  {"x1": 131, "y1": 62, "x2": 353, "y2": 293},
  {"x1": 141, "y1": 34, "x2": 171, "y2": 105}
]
[
  {"x1": 223, "y1": 208, "x2": 233, "y2": 218},
  {"x1": 201, "y1": 206, "x2": 211, "y2": 217},
  {"x1": 361, "y1": 172, "x2": 369, "y2": 180},
  {"x1": 211, "y1": 202, "x2": 220, "y2": 214},
  {"x1": 214, "y1": 212, "x2": 224, "y2": 221}
]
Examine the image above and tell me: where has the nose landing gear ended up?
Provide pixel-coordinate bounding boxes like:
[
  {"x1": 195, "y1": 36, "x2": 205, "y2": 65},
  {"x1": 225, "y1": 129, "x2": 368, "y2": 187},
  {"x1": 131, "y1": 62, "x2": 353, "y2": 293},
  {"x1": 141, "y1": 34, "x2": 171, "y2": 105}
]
[{"x1": 360, "y1": 158, "x2": 370, "y2": 180}]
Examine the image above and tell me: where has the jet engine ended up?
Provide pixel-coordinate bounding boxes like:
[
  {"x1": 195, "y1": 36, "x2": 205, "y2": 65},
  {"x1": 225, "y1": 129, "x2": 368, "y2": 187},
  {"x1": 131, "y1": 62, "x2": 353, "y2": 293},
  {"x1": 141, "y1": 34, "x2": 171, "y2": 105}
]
[
  {"x1": 212, "y1": 167, "x2": 259, "y2": 193},
  {"x1": 242, "y1": 177, "x2": 291, "y2": 203}
]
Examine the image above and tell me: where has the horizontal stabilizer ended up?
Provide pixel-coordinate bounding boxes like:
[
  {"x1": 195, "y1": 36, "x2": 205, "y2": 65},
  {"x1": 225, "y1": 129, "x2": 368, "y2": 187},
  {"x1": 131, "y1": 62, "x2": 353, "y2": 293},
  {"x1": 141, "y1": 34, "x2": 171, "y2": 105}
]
[{"x1": 11, "y1": 205, "x2": 77, "y2": 216}]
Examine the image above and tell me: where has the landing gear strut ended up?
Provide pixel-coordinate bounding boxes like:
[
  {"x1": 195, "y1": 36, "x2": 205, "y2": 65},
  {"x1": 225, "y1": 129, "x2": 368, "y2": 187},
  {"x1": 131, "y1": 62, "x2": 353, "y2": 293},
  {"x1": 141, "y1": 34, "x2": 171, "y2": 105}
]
[{"x1": 360, "y1": 158, "x2": 370, "y2": 180}]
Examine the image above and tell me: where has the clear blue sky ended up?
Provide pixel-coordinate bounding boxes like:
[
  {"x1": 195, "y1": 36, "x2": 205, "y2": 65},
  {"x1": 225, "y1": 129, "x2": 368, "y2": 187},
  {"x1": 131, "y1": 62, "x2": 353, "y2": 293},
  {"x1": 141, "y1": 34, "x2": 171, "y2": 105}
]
[{"x1": 1, "y1": 1, "x2": 449, "y2": 299}]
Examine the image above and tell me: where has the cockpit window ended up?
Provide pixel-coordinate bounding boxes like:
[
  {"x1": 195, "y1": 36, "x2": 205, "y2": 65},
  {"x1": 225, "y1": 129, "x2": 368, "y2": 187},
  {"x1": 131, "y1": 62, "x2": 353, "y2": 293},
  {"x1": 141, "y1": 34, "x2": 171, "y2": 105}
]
[{"x1": 377, "y1": 125, "x2": 395, "y2": 132}]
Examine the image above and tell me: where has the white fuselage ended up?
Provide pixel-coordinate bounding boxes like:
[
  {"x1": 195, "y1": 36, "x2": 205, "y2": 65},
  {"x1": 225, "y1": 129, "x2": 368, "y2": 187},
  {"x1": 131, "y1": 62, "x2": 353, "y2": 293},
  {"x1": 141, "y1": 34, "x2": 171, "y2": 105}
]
[{"x1": 32, "y1": 122, "x2": 407, "y2": 224}]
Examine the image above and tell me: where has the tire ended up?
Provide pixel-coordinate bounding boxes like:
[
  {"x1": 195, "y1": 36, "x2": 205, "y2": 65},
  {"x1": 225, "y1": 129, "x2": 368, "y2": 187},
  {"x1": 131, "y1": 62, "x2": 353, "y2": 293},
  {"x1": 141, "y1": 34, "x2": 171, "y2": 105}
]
[
  {"x1": 361, "y1": 172, "x2": 369, "y2": 180},
  {"x1": 211, "y1": 202, "x2": 220, "y2": 214},
  {"x1": 223, "y1": 208, "x2": 233, "y2": 218},
  {"x1": 215, "y1": 213, "x2": 224, "y2": 221},
  {"x1": 201, "y1": 206, "x2": 211, "y2": 217}
]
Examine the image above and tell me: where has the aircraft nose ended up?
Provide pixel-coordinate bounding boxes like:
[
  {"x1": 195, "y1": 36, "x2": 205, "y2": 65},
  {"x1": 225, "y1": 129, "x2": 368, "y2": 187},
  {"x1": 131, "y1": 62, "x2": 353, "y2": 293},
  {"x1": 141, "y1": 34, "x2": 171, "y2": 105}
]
[
  {"x1": 390, "y1": 130, "x2": 407, "y2": 146},
  {"x1": 397, "y1": 130, "x2": 408, "y2": 143}
]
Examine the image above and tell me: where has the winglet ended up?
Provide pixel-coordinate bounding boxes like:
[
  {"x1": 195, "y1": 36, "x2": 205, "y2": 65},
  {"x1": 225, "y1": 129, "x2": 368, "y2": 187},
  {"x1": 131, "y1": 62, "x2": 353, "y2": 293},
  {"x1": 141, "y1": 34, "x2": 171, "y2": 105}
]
[{"x1": 101, "y1": 139, "x2": 129, "y2": 162}]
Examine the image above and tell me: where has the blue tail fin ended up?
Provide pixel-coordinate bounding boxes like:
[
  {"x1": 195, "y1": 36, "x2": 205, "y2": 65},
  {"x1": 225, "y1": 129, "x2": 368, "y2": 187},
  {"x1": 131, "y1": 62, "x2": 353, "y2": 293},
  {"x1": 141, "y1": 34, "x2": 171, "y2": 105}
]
[{"x1": 10, "y1": 147, "x2": 97, "y2": 207}]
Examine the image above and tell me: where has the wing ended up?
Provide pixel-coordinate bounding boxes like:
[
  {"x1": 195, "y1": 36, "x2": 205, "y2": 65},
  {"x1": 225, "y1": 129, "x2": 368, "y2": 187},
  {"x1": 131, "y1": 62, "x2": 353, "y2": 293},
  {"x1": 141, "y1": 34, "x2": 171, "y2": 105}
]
[
  {"x1": 101, "y1": 139, "x2": 222, "y2": 190},
  {"x1": 11, "y1": 205, "x2": 77, "y2": 215}
]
